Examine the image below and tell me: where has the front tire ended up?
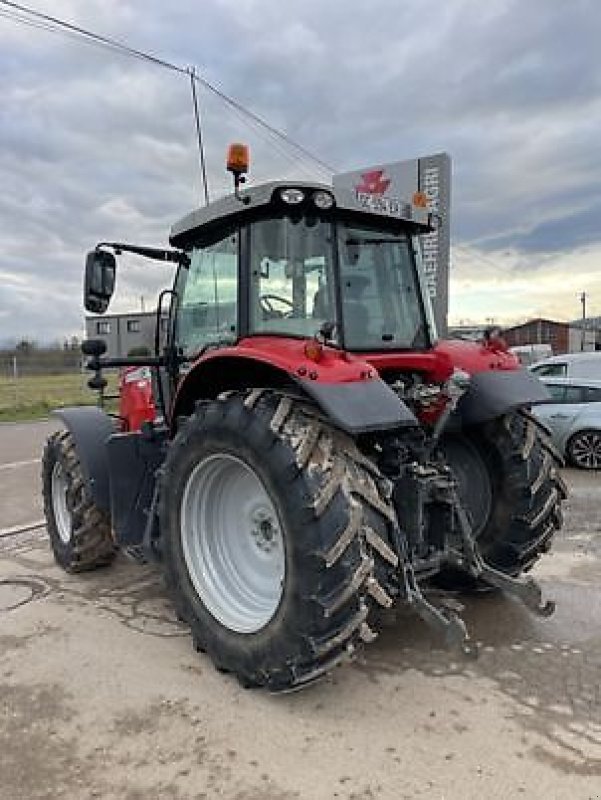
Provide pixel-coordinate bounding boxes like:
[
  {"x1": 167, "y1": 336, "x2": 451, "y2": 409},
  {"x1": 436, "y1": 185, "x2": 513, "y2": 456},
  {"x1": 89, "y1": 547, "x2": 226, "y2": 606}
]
[
  {"x1": 42, "y1": 430, "x2": 116, "y2": 572},
  {"x1": 160, "y1": 391, "x2": 398, "y2": 691}
]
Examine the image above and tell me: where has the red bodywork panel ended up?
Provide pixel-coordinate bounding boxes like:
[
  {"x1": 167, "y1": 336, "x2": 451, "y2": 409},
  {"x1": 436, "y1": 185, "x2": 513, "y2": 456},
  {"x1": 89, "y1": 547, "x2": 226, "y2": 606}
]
[
  {"x1": 185, "y1": 336, "x2": 520, "y2": 386},
  {"x1": 365, "y1": 338, "x2": 520, "y2": 383},
  {"x1": 120, "y1": 337, "x2": 521, "y2": 433},
  {"x1": 192, "y1": 336, "x2": 378, "y2": 383},
  {"x1": 119, "y1": 366, "x2": 156, "y2": 432}
]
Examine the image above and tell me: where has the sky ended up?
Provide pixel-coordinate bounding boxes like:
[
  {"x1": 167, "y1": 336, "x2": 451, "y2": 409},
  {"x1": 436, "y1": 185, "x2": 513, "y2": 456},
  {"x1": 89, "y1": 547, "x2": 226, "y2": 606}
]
[{"x1": 1, "y1": 0, "x2": 600, "y2": 344}]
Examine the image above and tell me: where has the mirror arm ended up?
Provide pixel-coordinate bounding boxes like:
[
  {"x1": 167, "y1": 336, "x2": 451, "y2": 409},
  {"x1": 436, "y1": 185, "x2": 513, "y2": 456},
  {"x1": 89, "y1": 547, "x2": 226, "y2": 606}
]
[
  {"x1": 85, "y1": 356, "x2": 166, "y2": 371},
  {"x1": 96, "y1": 242, "x2": 190, "y2": 267}
]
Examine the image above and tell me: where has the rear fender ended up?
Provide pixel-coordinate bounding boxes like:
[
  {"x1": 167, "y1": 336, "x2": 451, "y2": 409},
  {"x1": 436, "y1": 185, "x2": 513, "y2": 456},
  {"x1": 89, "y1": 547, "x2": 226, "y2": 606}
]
[
  {"x1": 171, "y1": 346, "x2": 417, "y2": 435},
  {"x1": 458, "y1": 370, "x2": 551, "y2": 425},
  {"x1": 52, "y1": 407, "x2": 114, "y2": 513},
  {"x1": 300, "y1": 379, "x2": 417, "y2": 434}
]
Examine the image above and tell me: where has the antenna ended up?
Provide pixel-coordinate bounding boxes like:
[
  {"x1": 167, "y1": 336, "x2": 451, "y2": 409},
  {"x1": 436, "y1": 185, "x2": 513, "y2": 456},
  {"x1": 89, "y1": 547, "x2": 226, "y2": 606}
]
[{"x1": 188, "y1": 66, "x2": 210, "y2": 206}]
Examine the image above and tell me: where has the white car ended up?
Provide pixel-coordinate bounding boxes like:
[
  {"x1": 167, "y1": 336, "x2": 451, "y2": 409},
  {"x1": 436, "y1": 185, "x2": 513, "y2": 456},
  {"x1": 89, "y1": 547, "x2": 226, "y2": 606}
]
[
  {"x1": 532, "y1": 377, "x2": 601, "y2": 470},
  {"x1": 530, "y1": 351, "x2": 601, "y2": 380}
]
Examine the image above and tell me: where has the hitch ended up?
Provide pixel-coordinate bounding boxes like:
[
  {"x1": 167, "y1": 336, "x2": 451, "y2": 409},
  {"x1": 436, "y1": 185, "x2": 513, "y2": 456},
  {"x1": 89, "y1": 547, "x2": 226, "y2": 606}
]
[
  {"x1": 452, "y1": 492, "x2": 555, "y2": 618},
  {"x1": 390, "y1": 522, "x2": 478, "y2": 658},
  {"x1": 405, "y1": 566, "x2": 478, "y2": 657}
]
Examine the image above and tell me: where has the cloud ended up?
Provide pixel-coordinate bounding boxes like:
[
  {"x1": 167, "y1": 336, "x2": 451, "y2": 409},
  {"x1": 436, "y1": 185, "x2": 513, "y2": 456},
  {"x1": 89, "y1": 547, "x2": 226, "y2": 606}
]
[
  {"x1": 449, "y1": 242, "x2": 601, "y2": 325},
  {"x1": 0, "y1": 0, "x2": 600, "y2": 343}
]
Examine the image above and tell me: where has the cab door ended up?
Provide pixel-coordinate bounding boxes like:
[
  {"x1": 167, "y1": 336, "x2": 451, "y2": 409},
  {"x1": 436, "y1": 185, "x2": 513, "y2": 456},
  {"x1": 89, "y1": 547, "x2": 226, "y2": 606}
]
[{"x1": 171, "y1": 228, "x2": 239, "y2": 382}]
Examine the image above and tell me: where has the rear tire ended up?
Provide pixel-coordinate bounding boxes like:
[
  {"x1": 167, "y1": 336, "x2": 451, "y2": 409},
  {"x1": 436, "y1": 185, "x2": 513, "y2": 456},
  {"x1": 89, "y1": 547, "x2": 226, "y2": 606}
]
[
  {"x1": 439, "y1": 409, "x2": 566, "y2": 589},
  {"x1": 160, "y1": 390, "x2": 398, "y2": 691},
  {"x1": 42, "y1": 430, "x2": 116, "y2": 572}
]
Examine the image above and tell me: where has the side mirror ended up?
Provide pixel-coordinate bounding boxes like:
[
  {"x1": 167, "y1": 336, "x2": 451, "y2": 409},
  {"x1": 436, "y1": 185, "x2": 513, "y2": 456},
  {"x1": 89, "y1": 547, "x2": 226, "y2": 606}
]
[{"x1": 84, "y1": 249, "x2": 116, "y2": 313}]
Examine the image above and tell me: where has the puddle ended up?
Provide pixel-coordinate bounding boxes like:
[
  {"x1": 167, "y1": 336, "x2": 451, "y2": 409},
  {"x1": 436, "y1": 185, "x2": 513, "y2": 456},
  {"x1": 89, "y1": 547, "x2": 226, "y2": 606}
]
[{"x1": 0, "y1": 577, "x2": 49, "y2": 612}]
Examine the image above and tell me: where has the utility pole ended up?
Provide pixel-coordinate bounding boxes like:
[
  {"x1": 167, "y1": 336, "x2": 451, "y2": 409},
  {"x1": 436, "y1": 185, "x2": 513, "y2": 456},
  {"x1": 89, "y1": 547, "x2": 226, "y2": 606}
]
[{"x1": 580, "y1": 291, "x2": 587, "y2": 351}]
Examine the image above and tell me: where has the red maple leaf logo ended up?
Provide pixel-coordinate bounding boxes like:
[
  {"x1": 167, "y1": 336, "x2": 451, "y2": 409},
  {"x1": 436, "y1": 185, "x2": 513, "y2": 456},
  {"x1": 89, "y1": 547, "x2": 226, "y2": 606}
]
[{"x1": 355, "y1": 169, "x2": 391, "y2": 196}]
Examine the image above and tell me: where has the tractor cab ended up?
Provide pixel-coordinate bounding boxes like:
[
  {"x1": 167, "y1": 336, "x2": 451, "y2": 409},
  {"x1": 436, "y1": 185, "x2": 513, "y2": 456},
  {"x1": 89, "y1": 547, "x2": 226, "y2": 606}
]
[
  {"x1": 83, "y1": 147, "x2": 440, "y2": 430},
  {"x1": 85, "y1": 148, "x2": 436, "y2": 371},
  {"x1": 168, "y1": 179, "x2": 437, "y2": 361}
]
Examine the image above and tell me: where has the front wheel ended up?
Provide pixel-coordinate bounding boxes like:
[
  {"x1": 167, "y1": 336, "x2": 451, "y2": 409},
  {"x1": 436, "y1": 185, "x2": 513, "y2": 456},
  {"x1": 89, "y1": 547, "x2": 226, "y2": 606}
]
[
  {"x1": 159, "y1": 391, "x2": 398, "y2": 691},
  {"x1": 42, "y1": 430, "x2": 116, "y2": 572}
]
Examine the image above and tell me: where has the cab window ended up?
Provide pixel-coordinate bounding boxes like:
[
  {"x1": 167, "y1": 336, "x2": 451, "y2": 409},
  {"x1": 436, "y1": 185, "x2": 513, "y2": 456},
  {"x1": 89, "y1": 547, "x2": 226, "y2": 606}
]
[
  {"x1": 338, "y1": 225, "x2": 426, "y2": 350},
  {"x1": 249, "y1": 217, "x2": 335, "y2": 340},
  {"x1": 175, "y1": 231, "x2": 238, "y2": 357}
]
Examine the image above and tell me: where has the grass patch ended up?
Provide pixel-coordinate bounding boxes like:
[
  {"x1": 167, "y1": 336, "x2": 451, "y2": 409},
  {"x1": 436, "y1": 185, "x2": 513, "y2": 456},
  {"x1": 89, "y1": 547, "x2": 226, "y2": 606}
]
[{"x1": 0, "y1": 371, "x2": 118, "y2": 423}]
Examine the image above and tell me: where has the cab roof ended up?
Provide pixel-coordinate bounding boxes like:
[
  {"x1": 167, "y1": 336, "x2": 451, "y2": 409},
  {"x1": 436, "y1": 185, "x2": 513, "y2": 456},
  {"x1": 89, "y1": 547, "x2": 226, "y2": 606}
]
[{"x1": 169, "y1": 180, "x2": 433, "y2": 248}]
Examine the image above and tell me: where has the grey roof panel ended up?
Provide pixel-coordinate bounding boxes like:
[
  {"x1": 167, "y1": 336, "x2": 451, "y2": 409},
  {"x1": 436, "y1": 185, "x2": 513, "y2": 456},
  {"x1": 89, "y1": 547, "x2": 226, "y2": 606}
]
[{"x1": 169, "y1": 180, "x2": 431, "y2": 246}]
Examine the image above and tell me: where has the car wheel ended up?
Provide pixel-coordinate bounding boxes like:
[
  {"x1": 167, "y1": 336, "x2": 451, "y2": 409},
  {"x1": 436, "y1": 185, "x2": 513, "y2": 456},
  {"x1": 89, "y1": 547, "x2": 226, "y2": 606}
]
[{"x1": 567, "y1": 429, "x2": 601, "y2": 470}]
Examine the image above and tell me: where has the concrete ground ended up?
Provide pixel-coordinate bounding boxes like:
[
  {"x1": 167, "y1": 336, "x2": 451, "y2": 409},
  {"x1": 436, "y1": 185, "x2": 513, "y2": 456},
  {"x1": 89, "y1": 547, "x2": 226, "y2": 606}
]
[{"x1": 0, "y1": 421, "x2": 600, "y2": 800}]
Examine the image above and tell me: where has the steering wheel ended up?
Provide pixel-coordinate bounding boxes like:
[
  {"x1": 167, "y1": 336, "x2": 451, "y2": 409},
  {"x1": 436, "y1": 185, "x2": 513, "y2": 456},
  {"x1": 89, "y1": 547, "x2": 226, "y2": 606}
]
[{"x1": 259, "y1": 294, "x2": 295, "y2": 319}]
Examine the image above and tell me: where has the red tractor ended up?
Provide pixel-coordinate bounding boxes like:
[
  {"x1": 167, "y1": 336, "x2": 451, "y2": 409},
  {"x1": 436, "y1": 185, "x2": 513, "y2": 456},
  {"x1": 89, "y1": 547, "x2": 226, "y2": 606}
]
[{"x1": 42, "y1": 149, "x2": 565, "y2": 691}]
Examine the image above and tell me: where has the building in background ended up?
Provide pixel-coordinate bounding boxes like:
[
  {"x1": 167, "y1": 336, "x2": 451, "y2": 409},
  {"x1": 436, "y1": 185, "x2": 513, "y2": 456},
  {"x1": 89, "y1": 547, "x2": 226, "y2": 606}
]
[
  {"x1": 503, "y1": 318, "x2": 597, "y2": 355},
  {"x1": 570, "y1": 316, "x2": 601, "y2": 351},
  {"x1": 85, "y1": 311, "x2": 167, "y2": 358}
]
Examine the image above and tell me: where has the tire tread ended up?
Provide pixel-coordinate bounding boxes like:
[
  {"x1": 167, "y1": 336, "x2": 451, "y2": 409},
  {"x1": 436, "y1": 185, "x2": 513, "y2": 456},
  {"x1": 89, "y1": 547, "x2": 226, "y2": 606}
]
[{"x1": 159, "y1": 389, "x2": 397, "y2": 691}]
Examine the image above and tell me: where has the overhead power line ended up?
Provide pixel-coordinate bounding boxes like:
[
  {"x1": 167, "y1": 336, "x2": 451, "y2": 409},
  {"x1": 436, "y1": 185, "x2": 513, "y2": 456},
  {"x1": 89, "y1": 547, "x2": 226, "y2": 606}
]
[
  {"x1": 0, "y1": 0, "x2": 336, "y2": 177},
  {"x1": 1, "y1": 0, "x2": 188, "y2": 74}
]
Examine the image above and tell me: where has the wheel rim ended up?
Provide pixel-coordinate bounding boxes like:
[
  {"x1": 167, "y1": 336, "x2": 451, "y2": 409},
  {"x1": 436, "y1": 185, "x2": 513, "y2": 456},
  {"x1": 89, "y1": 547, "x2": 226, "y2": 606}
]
[
  {"x1": 51, "y1": 461, "x2": 72, "y2": 544},
  {"x1": 180, "y1": 453, "x2": 286, "y2": 634},
  {"x1": 570, "y1": 431, "x2": 601, "y2": 470},
  {"x1": 441, "y1": 437, "x2": 493, "y2": 538}
]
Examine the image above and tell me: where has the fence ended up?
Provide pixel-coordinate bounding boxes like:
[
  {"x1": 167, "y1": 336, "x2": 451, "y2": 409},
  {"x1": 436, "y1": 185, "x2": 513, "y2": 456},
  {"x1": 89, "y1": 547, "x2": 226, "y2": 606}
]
[{"x1": 0, "y1": 354, "x2": 116, "y2": 420}]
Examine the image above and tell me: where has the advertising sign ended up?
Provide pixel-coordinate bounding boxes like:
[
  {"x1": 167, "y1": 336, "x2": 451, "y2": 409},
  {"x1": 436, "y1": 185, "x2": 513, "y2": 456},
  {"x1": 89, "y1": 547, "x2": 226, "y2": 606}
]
[{"x1": 334, "y1": 153, "x2": 451, "y2": 333}]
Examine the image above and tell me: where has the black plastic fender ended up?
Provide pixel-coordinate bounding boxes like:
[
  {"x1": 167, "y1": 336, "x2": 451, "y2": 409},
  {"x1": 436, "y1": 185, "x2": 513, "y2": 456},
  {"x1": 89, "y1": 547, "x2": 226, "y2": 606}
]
[
  {"x1": 458, "y1": 369, "x2": 551, "y2": 425},
  {"x1": 299, "y1": 377, "x2": 417, "y2": 434},
  {"x1": 106, "y1": 429, "x2": 167, "y2": 546},
  {"x1": 52, "y1": 406, "x2": 114, "y2": 514}
]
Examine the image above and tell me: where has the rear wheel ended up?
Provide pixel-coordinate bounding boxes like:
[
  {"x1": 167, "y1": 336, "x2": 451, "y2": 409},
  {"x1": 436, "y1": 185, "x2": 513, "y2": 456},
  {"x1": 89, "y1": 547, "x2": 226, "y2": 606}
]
[
  {"x1": 42, "y1": 430, "x2": 116, "y2": 572},
  {"x1": 567, "y1": 429, "x2": 601, "y2": 470},
  {"x1": 160, "y1": 390, "x2": 398, "y2": 691},
  {"x1": 181, "y1": 452, "x2": 286, "y2": 634},
  {"x1": 439, "y1": 409, "x2": 566, "y2": 588}
]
